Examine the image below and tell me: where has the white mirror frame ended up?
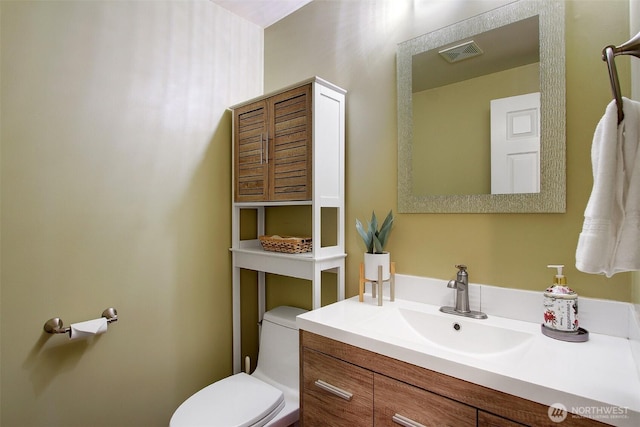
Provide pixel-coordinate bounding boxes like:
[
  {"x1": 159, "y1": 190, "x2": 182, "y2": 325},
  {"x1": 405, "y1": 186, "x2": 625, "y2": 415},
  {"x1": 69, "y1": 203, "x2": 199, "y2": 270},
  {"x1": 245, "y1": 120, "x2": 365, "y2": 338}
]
[{"x1": 397, "y1": 0, "x2": 565, "y2": 213}]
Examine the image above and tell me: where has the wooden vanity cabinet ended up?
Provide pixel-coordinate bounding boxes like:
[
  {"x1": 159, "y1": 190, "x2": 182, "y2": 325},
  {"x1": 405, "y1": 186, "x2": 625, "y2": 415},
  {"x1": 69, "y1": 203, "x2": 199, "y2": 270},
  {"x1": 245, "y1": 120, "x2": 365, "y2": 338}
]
[
  {"x1": 374, "y1": 373, "x2": 476, "y2": 426},
  {"x1": 301, "y1": 346, "x2": 476, "y2": 427},
  {"x1": 234, "y1": 84, "x2": 312, "y2": 202},
  {"x1": 478, "y1": 410, "x2": 528, "y2": 427},
  {"x1": 300, "y1": 331, "x2": 605, "y2": 427},
  {"x1": 302, "y1": 348, "x2": 373, "y2": 426}
]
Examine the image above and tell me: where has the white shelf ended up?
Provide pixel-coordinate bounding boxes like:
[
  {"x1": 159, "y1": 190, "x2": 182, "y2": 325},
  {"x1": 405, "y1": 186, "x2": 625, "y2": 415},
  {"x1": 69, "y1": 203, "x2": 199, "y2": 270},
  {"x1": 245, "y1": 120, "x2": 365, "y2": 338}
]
[
  {"x1": 231, "y1": 246, "x2": 346, "y2": 280},
  {"x1": 230, "y1": 77, "x2": 346, "y2": 373},
  {"x1": 234, "y1": 200, "x2": 313, "y2": 207},
  {"x1": 232, "y1": 245, "x2": 347, "y2": 261}
]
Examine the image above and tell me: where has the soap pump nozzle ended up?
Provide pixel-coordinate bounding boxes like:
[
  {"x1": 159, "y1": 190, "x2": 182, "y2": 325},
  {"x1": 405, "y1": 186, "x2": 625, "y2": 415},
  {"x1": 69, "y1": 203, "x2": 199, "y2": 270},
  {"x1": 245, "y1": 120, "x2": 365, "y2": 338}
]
[{"x1": 547, "y1": 264, "x2": 567, "y2": 285}]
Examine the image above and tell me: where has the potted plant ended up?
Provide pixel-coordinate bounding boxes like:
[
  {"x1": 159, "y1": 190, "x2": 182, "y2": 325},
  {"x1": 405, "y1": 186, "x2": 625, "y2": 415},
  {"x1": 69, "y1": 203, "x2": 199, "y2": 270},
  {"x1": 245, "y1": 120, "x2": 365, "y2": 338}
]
[{"x1": 356, "y1": 210, "x2": 394, "y2": 281}]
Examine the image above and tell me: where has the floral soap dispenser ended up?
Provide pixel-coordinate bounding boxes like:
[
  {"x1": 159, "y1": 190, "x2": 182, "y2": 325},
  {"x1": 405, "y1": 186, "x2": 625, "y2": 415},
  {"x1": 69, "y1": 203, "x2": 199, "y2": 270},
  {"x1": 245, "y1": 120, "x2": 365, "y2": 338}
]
[
  {"x1": 542, "y1": 265, "x2": 588, "y2": 342},
  {"x1": 543, "y1": 264, "x2": 578, "y2": 331}
]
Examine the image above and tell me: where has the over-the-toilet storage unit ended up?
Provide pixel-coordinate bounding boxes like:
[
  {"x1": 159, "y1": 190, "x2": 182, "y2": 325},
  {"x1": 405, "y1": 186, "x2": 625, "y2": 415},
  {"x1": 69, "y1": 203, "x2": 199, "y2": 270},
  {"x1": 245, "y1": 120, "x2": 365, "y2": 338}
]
[{"x1": 230, "y1": 77, "x2": 346, "y2": 373}]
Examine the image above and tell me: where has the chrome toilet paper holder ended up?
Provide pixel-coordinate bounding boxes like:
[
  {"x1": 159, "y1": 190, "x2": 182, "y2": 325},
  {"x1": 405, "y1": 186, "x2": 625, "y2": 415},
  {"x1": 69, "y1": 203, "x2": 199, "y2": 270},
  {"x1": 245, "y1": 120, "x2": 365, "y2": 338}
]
[{"x1": 44, "y1": 307, "x2": 118, "y2": 336}]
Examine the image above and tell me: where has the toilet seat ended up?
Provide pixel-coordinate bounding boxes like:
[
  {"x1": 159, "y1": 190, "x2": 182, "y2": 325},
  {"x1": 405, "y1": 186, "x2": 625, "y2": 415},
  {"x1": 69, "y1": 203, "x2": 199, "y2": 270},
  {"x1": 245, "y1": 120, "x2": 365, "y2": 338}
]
[{"x1": 170, "y1": 373, "x2": 285, "y2": 427}]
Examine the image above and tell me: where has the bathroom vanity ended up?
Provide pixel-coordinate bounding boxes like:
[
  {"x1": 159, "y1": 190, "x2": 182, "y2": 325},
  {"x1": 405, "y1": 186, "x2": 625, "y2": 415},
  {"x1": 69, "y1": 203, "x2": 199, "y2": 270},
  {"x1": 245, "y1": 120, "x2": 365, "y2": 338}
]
[
  {"x1": 297, "y1": 276, "x2": 640, "y2": 427},
  {"x1": 302, "y1": 330, "x2": 559, "y2": 426}
]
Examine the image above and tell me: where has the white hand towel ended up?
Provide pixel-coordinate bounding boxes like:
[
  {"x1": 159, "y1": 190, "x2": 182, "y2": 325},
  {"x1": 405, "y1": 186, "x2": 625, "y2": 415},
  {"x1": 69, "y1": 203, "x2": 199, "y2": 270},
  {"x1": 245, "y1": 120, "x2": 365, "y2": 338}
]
[{"x1": 576, "y1": 97, "x2": 640, "y2": 277}]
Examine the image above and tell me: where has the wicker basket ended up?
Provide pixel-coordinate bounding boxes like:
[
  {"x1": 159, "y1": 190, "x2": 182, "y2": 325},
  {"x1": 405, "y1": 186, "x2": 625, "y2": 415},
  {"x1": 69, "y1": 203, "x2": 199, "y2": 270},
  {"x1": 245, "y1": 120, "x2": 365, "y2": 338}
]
[{"x1": 259, "y1": 235, "x2": 312, "y2": 254}]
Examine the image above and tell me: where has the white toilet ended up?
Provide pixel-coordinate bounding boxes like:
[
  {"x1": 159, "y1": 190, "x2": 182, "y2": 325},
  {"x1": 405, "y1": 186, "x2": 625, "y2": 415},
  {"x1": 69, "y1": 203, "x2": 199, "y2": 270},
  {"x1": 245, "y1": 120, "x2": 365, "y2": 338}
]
[{"x1": 170, "y1": 306, "x2": 307, "y2": 427}]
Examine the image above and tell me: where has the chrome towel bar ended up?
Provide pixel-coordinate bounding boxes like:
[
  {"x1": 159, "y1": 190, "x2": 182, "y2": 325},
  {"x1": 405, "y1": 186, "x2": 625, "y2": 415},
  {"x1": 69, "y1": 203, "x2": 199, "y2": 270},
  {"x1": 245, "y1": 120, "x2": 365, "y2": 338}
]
[{"x1": 602, "y1": 31, "x2": 640, "y2": 124}]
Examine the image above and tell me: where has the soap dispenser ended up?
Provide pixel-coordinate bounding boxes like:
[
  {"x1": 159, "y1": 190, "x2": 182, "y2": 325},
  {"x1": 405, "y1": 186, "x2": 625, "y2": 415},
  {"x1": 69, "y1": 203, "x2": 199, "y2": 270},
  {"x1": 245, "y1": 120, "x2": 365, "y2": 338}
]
[
  {"x1": 543, "y1": 264, "x2": 578, "y2": 332},
  {"x1": 542, "y1": 265, "x2": 587, "y2": 341}
]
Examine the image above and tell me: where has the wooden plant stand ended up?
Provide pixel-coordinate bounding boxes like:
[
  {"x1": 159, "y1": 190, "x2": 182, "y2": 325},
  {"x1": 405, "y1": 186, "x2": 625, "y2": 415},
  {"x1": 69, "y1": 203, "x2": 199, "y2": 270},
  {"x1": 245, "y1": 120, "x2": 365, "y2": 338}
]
[{"x1": 359, "y1": 262, "x2": 395, "y2": 306}]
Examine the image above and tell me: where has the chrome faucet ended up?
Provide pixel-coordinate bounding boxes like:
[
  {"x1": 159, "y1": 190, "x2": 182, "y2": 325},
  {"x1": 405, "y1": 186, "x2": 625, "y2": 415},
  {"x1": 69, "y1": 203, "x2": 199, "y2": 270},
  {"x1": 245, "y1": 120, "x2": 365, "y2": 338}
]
[{"x1": 440, "y1": 265, "x2": 487, "y2": 319}]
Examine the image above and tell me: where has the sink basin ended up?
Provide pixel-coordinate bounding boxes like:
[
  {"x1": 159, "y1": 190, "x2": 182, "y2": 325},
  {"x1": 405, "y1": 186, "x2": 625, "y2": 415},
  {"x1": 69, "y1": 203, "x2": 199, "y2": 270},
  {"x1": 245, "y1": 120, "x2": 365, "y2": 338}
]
[
  {"x1": 400, "y1": 308, "x2": 534, "y2": 354},
  {"x1": 361, "y1": 306, "x2": 535, "y2": 356}
]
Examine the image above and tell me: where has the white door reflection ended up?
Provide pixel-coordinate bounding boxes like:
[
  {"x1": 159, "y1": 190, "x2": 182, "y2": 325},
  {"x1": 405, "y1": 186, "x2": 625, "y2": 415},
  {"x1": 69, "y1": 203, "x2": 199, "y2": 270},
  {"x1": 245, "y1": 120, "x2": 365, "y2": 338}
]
[{"x1": 490, "y1": 92, "x2": 540, "y2": 194}]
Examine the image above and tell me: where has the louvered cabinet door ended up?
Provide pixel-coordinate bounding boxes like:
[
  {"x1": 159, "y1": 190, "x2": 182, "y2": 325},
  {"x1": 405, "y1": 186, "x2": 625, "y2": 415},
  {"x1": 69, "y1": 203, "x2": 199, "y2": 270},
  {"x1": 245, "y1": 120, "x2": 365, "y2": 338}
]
[
  {"x1": 234, "y1": 100, "x2": 268, "y2": 202},
  {"x1": 268, "y1": 84, "x2": 312, "y2": 201}
]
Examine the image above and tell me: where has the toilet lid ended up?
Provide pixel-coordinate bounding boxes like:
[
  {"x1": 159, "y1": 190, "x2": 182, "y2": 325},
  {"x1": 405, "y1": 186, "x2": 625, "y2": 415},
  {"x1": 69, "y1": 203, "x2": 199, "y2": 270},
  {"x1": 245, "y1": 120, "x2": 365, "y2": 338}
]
[{"x1": 170, "y1": 373, "x2": 285, "y2": 427}]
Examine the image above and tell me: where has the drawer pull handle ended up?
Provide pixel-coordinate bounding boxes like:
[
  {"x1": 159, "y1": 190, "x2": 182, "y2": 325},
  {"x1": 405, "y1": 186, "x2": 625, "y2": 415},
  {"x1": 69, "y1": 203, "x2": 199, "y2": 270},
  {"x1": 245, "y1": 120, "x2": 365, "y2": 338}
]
[
  {"x1": 314, "y1": 379, "x2": 353, "y2": 401},
  {"x1": 392, "y1": 413, "x2": 426, "y2": 427}
]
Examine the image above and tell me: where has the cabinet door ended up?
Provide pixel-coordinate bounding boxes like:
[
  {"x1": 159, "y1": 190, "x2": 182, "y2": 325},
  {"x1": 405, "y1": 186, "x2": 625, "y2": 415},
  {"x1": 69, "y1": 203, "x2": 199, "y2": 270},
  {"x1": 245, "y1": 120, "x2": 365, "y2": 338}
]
[
  {"x1": 374, "y1": 374, "x2": 476, "y2": 427},
  {"x1": 234, "y1": 100, "x2": 268, "y2": 202},
  {"x1": 268, "y1": 84, "x2": 312, "y2": 201},
  {"x1": 478, "y1": 411, "x2": 527, "y2": 427},
  {"x1": 301, "y1": 348, "x2": 373, "y2": 426}
]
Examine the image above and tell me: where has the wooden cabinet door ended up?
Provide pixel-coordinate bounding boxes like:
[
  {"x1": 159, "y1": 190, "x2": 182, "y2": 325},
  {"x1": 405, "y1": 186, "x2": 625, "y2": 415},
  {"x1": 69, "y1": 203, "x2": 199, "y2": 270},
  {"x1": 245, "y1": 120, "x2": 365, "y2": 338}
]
[
  {"x1": 374, "y1": 374, "x2": 476, "y2": 427},
  {"x1": 234, "y1": 100, "x2": 268, "y2": 202},
  {"x1": 301, "y1": 348, "x2": 373, "y2": 426},
  {"x1": 234, "y1": 84, "x2": 312, "y2": 202},
  {"x1": 478, "y1": 410, "x2": 528, "y2": 427},
  {"x1": 268, "y1": 84, "x2": 312, "y2": 201}
]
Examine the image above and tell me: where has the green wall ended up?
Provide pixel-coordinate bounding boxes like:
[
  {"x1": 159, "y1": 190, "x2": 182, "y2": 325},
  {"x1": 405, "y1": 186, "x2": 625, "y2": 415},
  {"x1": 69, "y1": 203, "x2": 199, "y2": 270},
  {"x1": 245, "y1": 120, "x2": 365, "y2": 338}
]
[
  {"x1": 413, "y1": 63, "x2": 539, "y2": 195},
  {"x1": 0, "y1": 2, "x2": 262, "y2": 425},
  {"x1": 264, "y1": 0, "x2": 633, "y2": 305}
]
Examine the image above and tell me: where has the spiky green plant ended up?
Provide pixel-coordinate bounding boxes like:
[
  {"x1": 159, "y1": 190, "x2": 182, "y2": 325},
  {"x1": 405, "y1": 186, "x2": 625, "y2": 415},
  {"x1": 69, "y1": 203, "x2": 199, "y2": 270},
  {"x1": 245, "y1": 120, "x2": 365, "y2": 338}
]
[{"x1": 355, "y1": 210, "x2": 394, "y2": 254}]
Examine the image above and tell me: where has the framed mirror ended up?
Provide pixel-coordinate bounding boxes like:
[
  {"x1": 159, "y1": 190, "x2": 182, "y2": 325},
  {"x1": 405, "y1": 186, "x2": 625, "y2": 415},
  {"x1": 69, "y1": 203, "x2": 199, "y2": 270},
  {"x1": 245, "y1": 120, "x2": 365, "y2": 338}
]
[{"x1": 397, "y1": 0, "x2": 565, "y2": 213}]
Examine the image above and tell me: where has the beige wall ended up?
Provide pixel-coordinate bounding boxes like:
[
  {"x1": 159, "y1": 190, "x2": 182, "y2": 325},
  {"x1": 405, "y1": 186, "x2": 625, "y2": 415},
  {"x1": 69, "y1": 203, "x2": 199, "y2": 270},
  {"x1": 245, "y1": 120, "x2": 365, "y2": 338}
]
[
  {"x1": 0, "y1": 1, "x2": 262, "y2": 426},
  {"x1": 265, "y1": 0, "x2": 632, "y2": 302}
]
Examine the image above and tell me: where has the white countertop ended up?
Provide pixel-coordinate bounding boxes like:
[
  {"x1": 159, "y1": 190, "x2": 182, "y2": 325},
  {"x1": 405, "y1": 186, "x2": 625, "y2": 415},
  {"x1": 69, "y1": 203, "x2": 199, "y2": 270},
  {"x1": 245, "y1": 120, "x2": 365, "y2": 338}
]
[{"x1": 297, "y1": 295, "x2": 640, "y2": 427}]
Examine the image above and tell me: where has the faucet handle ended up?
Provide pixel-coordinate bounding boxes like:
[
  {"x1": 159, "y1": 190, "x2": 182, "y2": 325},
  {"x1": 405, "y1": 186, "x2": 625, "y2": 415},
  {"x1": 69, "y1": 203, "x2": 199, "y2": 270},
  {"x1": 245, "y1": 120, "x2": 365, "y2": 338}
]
[{"x1": 455, "y1": 264, "x2": 467, "y2": 271}]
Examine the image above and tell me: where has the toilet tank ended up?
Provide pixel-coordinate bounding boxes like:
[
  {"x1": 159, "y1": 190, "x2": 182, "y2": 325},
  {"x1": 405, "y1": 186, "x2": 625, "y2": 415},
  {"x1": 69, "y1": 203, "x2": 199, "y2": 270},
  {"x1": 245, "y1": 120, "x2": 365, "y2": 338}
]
[{"x1": 253, "y1": 306, "x2": 307, "y2": 392}]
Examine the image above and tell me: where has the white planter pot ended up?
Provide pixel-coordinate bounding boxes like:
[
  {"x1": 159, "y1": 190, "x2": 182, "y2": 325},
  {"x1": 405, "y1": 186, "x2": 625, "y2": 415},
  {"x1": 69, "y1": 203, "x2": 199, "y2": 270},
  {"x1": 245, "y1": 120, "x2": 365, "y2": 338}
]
[{"x1": 364, "y1": 252, "x2": 391, "y2": 281}]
